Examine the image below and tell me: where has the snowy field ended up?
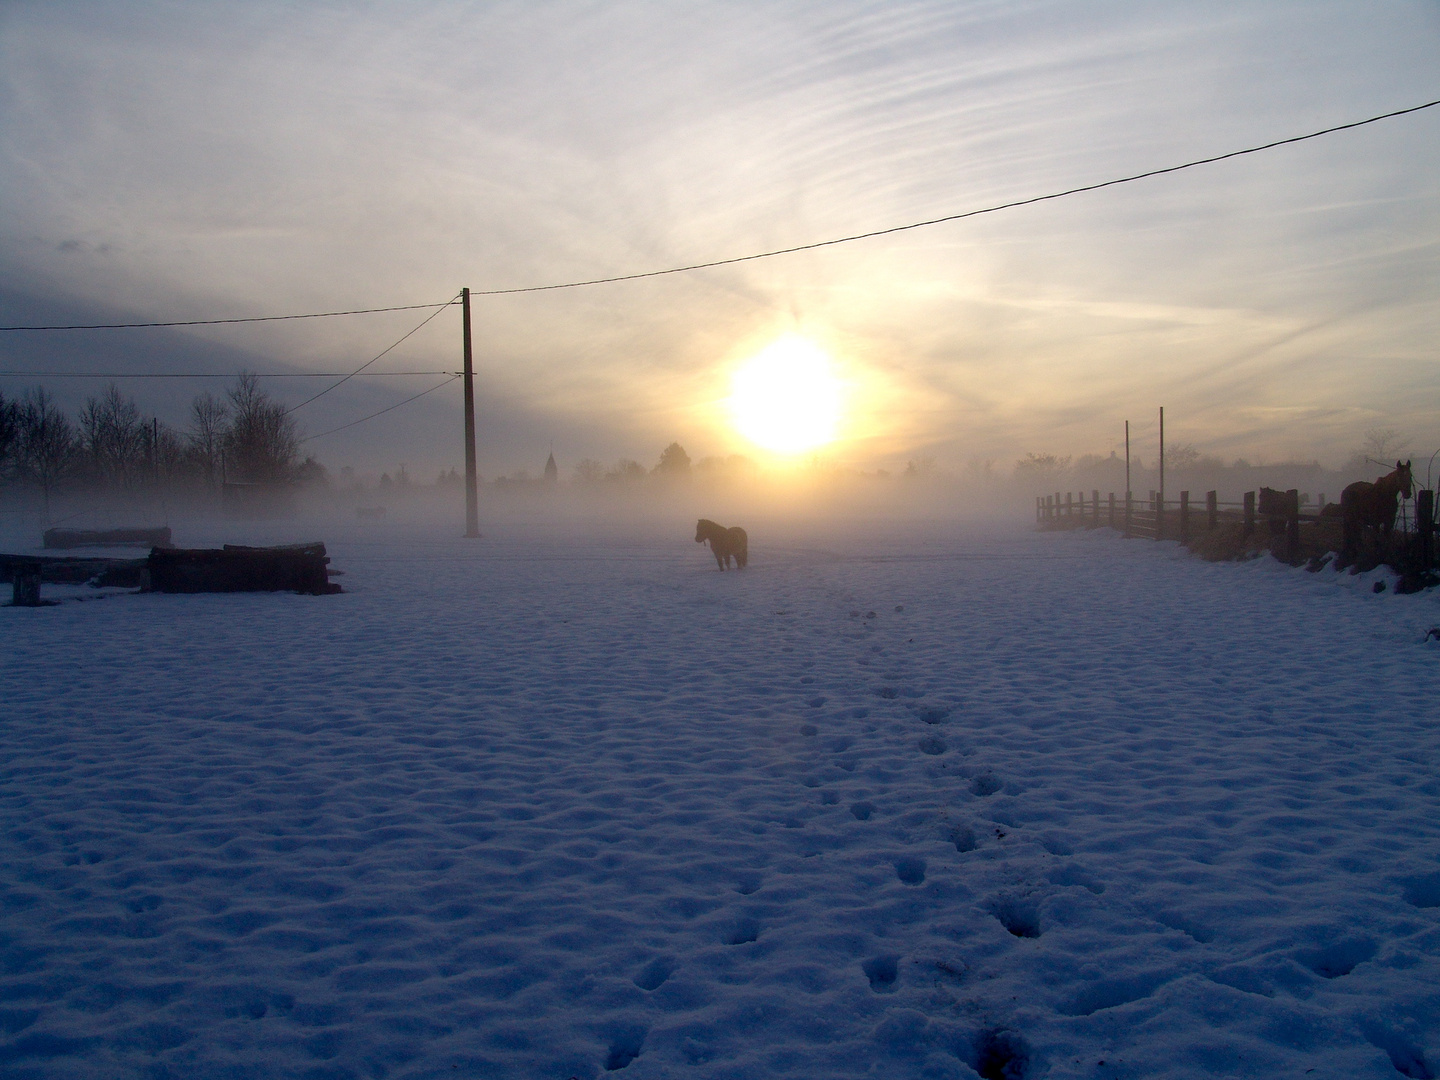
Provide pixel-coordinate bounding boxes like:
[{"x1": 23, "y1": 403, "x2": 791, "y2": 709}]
[{"x1": 2, "y1": 507, "x2": 1439, "y2": 1080}]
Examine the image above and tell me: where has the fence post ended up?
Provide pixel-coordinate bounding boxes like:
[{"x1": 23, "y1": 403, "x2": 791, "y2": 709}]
[
  {"x1": 1108, "y1": 492, "x2": 1116, "y2": 529},
  {"x1": 1206, "y1": 490, "x2": 1217, "y2": 532},
  {"x1": 1179, "y1": 491, "x2": 1189, "y2": 543},
  {"x1": 1243, "y1": 491, "x2": 1255, "y2": 537},
  {"x1": 1065, "y1": 491, "x2": 1072, "y2": 518},
  {"x1": 12, "y1": 560, "x2": 41, "y2": 607},
  {"x1": 1417, "y1": 489, "x2": 1434, "y2": 569},
  {"x1": 1285, "y1": 488, "x2": 1300, "y2": 562}
]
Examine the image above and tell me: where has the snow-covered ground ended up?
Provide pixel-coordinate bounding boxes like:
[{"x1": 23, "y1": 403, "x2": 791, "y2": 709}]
[{"x1": 2, "y1": 509, "x2": 1438, "y2": 1079}]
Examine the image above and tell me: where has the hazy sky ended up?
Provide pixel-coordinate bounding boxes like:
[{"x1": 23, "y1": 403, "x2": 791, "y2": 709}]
[{"x1": 2, "y1": 1, "x2": 1437, "y2": 477}]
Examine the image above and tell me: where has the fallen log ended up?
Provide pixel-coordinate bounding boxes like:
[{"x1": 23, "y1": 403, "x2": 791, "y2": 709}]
[
  {"x1": 43, "y1": 526, "x2": 172, "y2": 549},
  {"x1": 147, "y1": 543, "x2": 340, "y2": 595}
]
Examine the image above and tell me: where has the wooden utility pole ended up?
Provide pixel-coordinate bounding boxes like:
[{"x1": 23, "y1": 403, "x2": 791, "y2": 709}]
[{"x1": 461, "y1": 287, "x2": 480, "y2": 538}]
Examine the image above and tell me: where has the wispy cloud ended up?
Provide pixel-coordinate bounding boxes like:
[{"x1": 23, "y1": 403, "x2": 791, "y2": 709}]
[{"x1": 1, "y1": 0, "x2": 1437, "y2": 472}]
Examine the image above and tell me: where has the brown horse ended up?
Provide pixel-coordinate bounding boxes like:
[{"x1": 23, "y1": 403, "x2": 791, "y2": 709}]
[
  {"x1": 695, "y1": 519, "x2": 748, "y2": 570},
  {"x1": 1341, "y1": 460, "x2": 1412, "y2": 554}
]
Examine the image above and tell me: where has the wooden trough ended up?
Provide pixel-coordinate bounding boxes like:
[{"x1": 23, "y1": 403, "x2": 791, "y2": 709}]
[{"x1": 43, "y1": 526, "x2": 173, "y2": 549}]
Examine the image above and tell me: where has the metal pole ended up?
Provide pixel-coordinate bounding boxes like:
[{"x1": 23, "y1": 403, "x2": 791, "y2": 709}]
[{"x1": 462, "y1": 287, "x2": 480, "y2": 538}]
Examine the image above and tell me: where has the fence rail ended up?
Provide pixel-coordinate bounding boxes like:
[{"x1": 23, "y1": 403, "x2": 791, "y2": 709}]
[{"x1": 1035, "y1": 486, "x2": 1437, "y2": 575}]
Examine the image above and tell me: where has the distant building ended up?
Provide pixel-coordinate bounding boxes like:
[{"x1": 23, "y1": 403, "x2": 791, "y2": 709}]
[{"x1": 543, "y1": 453, "x2": 558, "y2": 483}]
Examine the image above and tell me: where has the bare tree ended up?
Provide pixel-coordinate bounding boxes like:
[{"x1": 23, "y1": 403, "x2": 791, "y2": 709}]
[
  {"x1": 224, "y1": 373, "x2": 299, "y2": 484},
  {"x1": 0, "y1": 390, "x2": 19, "y2": 481},
  {"x1": 78, "y1": 384, "x2": 147, "y2": 489},
  {"x1": 16, "y1": 387, "x2": 79, "y2": 518},
  {"x1": 187, "y1": 391, "x2": 230, "y2": 486}
]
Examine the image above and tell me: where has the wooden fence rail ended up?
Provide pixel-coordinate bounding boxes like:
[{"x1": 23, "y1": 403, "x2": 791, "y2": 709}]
[{"x1": 1036, "y1": 486, "x2": 1438, "y2": 575}]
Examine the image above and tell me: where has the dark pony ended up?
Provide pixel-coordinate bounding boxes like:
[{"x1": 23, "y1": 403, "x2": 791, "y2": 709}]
[
  {"x1": 1341, "y1": 460, "x2": 1412, "y2": 554},
  {"x1": 695, "y1": 519, "x2": 748, "y2": 570}
]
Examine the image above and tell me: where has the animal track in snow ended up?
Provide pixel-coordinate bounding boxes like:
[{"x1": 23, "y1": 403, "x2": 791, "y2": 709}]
[
  {"x1": 948, "y1": 825, "x2": 978, "y2": 852},
  {"x1": 724, "y1": 917, "x2": 760, "y2": 945},
  {"x1": 850, "y1": 802, "x2": 876, "y2": 821},
  {"x1": 895, "y1": 857, "x2": 926, "y2": 885},
  {"x1": 604, "y1": 1028, "x2": 646, "y2": 1071},
  {"x1": 918, "y1": 735, "x2": 947, "y2": 755},
  {"x1": 633, "y1": 958, "x2": 674, "y2": 991},
  {"x1": 1400, "y1": 871, "x2": 1440, "y2": 908},
  {"x1": 990, "y1": 895, "x2": 1041, "y2": 938},
  {"x1": 862, "y1": 954, "x2": 899, "y2": 992},
  {"x1": 1296, "y1": 936, "x2": 1376, "y2": 979},
  {"x1": 970, "y1": 773, "x2": 1002, "y2": 797}
]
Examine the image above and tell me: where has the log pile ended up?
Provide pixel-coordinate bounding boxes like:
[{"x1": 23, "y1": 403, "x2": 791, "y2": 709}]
[
  {"x1": 3, "y1": 542, "x2": 341, "y2": 604},
  {"x1": 147, "y1": 542, "x2": 340, "y2": 595}
]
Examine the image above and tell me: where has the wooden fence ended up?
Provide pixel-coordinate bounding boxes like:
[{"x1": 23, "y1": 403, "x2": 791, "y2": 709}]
[{"x1": 1036, "y1": 487, "x2": 1438, "y2": 572}]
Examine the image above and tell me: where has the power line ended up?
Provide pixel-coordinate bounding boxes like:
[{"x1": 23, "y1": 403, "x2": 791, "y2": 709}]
[
  {"x1": 0, "y1": 300, "x2": 459, "y2": 332},
  {"x1": 0, "y1": 97, "x2": 1434, "y2": 330},
  {"x1": 284, "y1": 295, "x2": 460, "y2": 415},
  {"x1": 301, "y1": 375, "x2": 459, "y2": 443},
  {"x1": 466, "y1": 97, "x2": 1440, "y2": 296},
  {"x1": 0, "y1": 370, "x2": 458, "y2": 378}
]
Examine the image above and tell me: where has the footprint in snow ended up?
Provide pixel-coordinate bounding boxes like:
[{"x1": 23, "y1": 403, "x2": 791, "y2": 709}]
[
  {"x1": 862, "y1": 955, "x2": 900, "y2": 992},
  {"x1": 970, "y1": 773, "x2": 1002, "y2": 797},
  {"x1": 851, "y1": 802, "x2": 876, "y2": 821},
  {"x1": 895, "y1": 857, "x2": 926, "y2": 885},
  {"x1": 633, "y1": 958, "x2": 674, "y2": 991}
]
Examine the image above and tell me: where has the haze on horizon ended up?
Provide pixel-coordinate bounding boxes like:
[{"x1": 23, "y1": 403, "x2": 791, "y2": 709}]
[{"x1": 1, "y1": 1, "x2": 1437, "y2": 481}]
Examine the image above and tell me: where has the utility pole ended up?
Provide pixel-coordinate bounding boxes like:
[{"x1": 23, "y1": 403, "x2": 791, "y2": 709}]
[{"x1": 462, "y1": 287, "x2": 480, "y2": 538}]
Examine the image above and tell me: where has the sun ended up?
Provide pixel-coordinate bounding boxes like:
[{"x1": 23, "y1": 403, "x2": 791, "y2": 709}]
[{"x1": 728, "y1": 335, "x2": 843, "y2": 455}]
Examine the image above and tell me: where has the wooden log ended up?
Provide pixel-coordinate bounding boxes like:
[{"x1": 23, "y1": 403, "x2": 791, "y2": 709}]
[
  {"x1": 43, "y1": 526, "x2": 172, "y2": 549},
  {"x1": 148, "y1": 543, "x2": 338, "y2": 595}
]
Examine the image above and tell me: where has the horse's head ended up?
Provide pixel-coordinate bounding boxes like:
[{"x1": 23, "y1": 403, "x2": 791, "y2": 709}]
[
  {"x1": 1396, "y1": 460, "x2": 1414, "y2": 500},
  {"x1": 695, "y1": 519, "x2": 708, "y2": 543}
]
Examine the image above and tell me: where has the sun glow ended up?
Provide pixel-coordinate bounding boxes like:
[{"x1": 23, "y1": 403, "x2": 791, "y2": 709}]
[{"x1": 728, "y1": 336, "x2": 844, "y2": 455}]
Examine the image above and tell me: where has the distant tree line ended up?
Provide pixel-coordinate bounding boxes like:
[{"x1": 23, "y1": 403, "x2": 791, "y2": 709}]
[
  {"x1": 0, "y1": 374, "x2": 324, "y2": 512},
  {"x1": 1012, "y1": 428, "x2": 1422, "y2": 503}
]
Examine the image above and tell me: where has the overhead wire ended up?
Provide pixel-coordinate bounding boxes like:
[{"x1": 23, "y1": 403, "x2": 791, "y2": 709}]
[
  {"x1": 465, "y1": 97, "x2": 1440, "y2": 296},
  {"x1": 0, "y1": 98, "x2": 1434, "y2": 328},
  {"x1": 0, "y1": 300, "x2": 459, "y2": 332},
  {"x1": 0, "y1": 370, "x2": 457, "y2": 378},
  {"x1": 301, "y1": 375, "x2": 460, "y2": 443},
  {"x1": 283, "y1": 294, "x2": 460, "y2": 415}
]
